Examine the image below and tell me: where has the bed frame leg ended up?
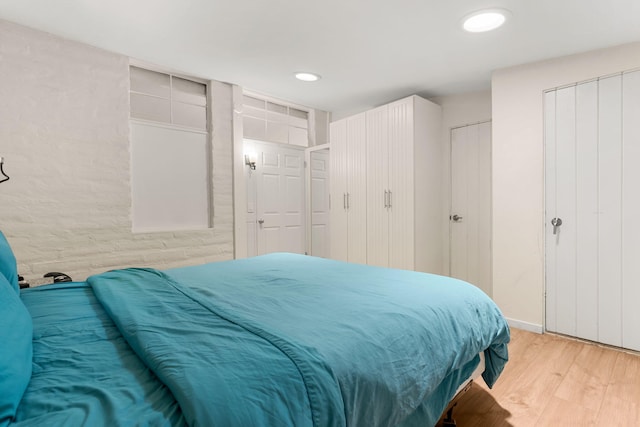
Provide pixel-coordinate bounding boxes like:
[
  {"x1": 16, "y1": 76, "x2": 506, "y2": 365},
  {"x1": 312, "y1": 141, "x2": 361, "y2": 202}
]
[{"x1": 442, "y1": 405, "x2": 457, "y2": 427}]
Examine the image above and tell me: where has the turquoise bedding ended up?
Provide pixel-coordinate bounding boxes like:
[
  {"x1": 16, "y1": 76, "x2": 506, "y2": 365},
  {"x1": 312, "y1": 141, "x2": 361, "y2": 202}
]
[
  {"x1": 14, "y1": 283, "x2": 186, "y2": 426},
  {"x1": 86, "y1": 253, "x2": 510, "y2": 427}
]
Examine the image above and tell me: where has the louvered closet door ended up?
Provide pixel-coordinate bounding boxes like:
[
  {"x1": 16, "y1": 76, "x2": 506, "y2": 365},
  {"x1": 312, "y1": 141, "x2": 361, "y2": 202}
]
[
  {"x1": 366, "y1": 105, "x2": 390, "y2": 267},
  {"x1": 388, "y1": 98, "x2": 415, "y2": 270},
  {"x1": 545, "y1": 70, "x2": 640, "y2": 351}
]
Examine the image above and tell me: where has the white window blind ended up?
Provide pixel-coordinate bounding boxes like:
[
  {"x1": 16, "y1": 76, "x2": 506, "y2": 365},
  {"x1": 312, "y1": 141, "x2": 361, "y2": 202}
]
[{"x1": 129, "y1": 65, "x2": 210, "y2": 232}]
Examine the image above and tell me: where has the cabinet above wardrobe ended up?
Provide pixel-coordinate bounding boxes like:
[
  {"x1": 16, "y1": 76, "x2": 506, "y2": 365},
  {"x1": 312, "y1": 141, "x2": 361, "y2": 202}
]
[{"x1": 329, "y1": 95, "x2": 443, "y2": 274}]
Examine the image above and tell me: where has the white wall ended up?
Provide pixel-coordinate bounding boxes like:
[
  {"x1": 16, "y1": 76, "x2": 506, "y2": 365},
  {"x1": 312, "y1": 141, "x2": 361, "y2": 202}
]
[
  {"x1": 0, "y1": 20, "x2": 234, "y2": 283},
  {"x1": 431, "y1": 91, "x2": 492, "y2": 275},
  {"x1": 492, "y1": 42, "x2": 640, "y2": 331}
]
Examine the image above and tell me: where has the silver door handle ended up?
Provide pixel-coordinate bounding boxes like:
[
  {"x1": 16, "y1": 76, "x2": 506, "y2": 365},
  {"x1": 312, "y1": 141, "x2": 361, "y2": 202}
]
[
  {"x1": 258, "y1": 218, "x2": 264, "y2": 225},
  {"x1": 551, "y1": 217, "x2": 562, "y2": 234},
  {"x1": 451, "y1": 214, "x2": 463, "y2": 222},
  {"x1": 388, "y1": 190, "x2": 392, "y2": 208},
  {"x1": 384, "y1": 190, "x2": 389, "y2": 208}
]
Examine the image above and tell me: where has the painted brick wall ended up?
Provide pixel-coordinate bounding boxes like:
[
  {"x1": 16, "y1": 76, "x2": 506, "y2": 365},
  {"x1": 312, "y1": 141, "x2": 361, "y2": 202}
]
[{"x1": 0, "y1": 20, "x2": 234, "y2": 284}]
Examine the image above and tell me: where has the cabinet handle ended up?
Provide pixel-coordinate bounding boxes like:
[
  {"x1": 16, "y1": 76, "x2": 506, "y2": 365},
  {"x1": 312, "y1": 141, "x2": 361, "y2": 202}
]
[
  {"x1": 384, "y1": 190, "x2": 388, "y2": 208},
  {"x1": 388, "y1": 190, "x2": 392, "y2": 208},
  {"x1": 343, "y1": 193, "x2": 347, "y2": 210}
]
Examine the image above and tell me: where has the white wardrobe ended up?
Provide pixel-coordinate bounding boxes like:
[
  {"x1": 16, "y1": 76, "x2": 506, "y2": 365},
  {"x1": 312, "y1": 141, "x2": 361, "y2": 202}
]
[{"x1": 330, "y1": 95, "x2": 442, "y2": 273}]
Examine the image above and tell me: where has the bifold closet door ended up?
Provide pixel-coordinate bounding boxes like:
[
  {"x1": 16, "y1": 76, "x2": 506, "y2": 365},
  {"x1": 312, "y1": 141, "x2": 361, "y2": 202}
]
[{"x1": 545, "y1": 70, "x2": 640, "y2": 351}]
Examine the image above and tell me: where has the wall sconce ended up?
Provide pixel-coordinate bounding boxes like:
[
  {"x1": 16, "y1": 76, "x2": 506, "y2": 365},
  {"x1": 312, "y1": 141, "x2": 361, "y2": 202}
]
[
  {"x1": 0, "y1": 157, "x2": 9, "y2": 184},
  {"x1": 244, "y1": 153, "x2": 257, "y2": 170}
]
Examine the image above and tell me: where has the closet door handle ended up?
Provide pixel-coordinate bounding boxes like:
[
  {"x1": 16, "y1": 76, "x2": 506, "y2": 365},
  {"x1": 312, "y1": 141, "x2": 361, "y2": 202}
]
[
  {"x1": 384, "y1": 190, "x2": 389, "y2": 208},
  {"x1": 343, "y1": 193, "x2": 347, "y2": 210},
  {"x1": 388, "y1": 190, "x2": 392, "y2": 208}
]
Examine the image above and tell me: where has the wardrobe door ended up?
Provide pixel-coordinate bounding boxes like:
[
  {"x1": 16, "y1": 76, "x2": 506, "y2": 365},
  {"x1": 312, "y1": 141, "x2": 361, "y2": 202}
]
[
  {"x1": 329, "y1": 119, "x2": 348, "y2": 262},
  {"x1": 388, "y1": 98, "x2": 415, "y2": 270},
  {"x1": 346, "y1": 113, "x2": 368, "y2": 264},
  {"x1": 366, "y1": 105, "x2": 390, "y2": 267}
]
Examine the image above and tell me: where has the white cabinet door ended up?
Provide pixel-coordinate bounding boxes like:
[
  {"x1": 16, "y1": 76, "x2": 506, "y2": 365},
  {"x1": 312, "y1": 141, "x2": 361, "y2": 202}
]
[
  {"x1": 330, "y1": 120, "x2": 349, "y2": 261},
  {"x1": 388, "y1": 98, "x2": 415, "y2": 270},
  {"x1": 366, "y1": 105, "x2": 390, "y2": 267},
  {"x1": 346, "y1": 113, "x2": 368, "y2": 264},
  {"x1": 330, "y1": 113, "x2": 367, "y2": 264}
]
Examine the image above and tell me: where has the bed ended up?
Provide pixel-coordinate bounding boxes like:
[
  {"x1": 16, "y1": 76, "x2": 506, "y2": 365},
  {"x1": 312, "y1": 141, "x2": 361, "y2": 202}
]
[{"x1": 1, "y1": 232, "x2": 509, "y2": 427}]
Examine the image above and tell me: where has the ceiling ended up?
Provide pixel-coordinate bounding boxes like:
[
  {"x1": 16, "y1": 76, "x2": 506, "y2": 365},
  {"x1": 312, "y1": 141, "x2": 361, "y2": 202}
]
[{"x1": 1, "y1": 0, "x2": 639, "y2": 117}]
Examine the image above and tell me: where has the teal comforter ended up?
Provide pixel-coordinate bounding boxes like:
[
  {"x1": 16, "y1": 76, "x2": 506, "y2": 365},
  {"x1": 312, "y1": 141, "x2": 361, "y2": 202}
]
[
  {"x1": 15, "y1": 283, "x2": 186, "y2": 426},
  {"x1": 88, "y1": 253, "x2": 509, "y2": 427}
]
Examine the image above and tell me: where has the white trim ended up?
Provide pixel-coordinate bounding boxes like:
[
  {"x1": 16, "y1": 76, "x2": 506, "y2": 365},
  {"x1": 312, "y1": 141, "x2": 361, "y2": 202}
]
[
  {"x1": 450, "y1": 119, "x2": 492, "y2": 132},
  {"x1": 506, "y1": 317, "x2": 543, "y2": 334},
  {"x1": 129, "y1": 58, "x2": 210, "y2": 85},
  {"x1": 129, "y1": 118, "x2": 208, "y2": 135},
  {"x1": 232, "y1": 84, "x2": 247, "y2": 259}
]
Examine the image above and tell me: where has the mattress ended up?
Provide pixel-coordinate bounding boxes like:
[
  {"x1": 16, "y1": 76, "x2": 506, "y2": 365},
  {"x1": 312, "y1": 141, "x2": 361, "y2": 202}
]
[{"x1": 10, "y1": 253, "x2": 510, "y2": 427}]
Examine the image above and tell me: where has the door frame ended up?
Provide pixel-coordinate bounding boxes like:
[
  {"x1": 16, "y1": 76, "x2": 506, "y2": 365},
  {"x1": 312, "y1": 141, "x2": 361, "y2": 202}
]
[{"x1": 305, "y1": 144, "x2": 330, "y2": 256}]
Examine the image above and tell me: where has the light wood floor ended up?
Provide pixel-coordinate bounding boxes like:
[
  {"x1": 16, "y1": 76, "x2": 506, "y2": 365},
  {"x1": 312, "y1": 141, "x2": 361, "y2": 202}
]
[{"x1": 437, "y1": 328, "x2": 640, "y2": 426}]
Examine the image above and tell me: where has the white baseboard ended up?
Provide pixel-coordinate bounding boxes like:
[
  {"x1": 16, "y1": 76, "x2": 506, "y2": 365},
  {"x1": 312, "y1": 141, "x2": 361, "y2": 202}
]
[{"x1": 506, "y1": 318, "x2": 543, "y2": 334}]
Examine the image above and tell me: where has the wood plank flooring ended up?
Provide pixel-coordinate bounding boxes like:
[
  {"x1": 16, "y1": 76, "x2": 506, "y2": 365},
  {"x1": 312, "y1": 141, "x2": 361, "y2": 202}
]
[{"x1": 437, "y1": 328, "x2": 640, "y2": 426}]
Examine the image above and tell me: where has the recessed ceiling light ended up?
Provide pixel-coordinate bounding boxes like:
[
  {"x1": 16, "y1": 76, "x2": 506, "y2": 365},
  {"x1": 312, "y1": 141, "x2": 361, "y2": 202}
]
[
  {"x1": 462, "y1": 9, "x2": 510, "y2": 33},
  {"x1": 294, "y1": 72, "x2": 321, "y2": 82}
]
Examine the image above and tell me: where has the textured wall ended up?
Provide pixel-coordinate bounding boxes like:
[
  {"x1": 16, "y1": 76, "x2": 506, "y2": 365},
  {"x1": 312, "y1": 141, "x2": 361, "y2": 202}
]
[{"x1": 0, "y1": 20, "x2": 234, "y2": 283}]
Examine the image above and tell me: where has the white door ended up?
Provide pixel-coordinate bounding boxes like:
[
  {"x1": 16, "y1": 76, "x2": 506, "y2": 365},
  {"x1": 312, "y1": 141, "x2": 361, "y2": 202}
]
[
  {"x1": 545, "y1": 71, "x2": 640, "y2": 351},
  {"x1": 245, "y1": 140, "x2": 305, "y2": 256},
  {"x1": 450, "y1": 121, "x2": 492, "y2": 296},
  {"x1": 308, "y1": 148, "x2": 330, "y2": 257}
]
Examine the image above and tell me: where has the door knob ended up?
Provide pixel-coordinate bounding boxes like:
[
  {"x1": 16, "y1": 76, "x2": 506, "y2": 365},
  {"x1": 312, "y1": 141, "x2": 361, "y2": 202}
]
[
  {"x1": 450, "y1": 214, "x2": 463, "y2": 222},
  {"x1": 551, "y1": 217, "x2": 562, "y2": 234},
  {"x1": 258, "y1": 219, "x2": 264, "y2": 225}
]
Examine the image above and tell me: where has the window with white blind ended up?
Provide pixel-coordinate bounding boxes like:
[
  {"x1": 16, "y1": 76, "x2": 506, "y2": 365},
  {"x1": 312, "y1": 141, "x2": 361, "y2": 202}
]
[
  {"x1": 243, "y1": 95, "x2": 309, "y2": 146},
  {"x1": 129, "y1": 66, "x2": 210, "y2": 232}
]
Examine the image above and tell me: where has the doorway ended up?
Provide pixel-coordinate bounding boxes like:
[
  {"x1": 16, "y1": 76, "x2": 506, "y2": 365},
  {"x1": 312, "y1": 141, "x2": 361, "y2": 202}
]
[
  {"x1": 449, "y1": 121, "x2": 492, "y2": 296},
  {"x1": 245, "y1": 140, "x2": 305, "y2": 257}
]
